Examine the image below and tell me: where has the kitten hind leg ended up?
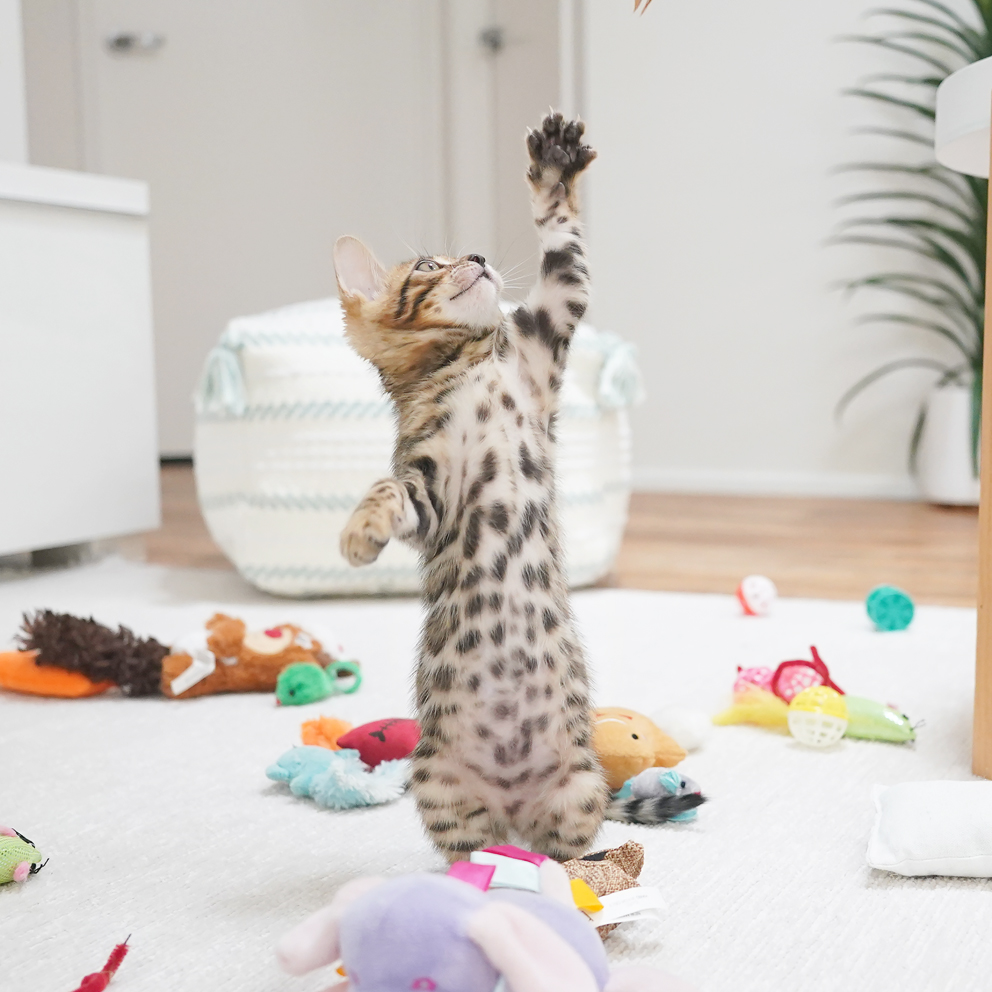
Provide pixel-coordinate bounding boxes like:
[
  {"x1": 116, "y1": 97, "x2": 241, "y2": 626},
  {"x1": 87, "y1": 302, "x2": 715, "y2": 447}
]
[
  {"x1": 411, "y1": 765, "x2": 509, "y2": 864},
  {"x1": 519, "y1": 767, "x2": 607, "y2": 861}
]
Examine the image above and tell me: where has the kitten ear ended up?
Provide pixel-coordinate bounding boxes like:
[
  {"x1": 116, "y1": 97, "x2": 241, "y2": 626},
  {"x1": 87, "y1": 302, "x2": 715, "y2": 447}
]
[{"x1": 334, "y1": 236, "x2": 387, "y2": 301}]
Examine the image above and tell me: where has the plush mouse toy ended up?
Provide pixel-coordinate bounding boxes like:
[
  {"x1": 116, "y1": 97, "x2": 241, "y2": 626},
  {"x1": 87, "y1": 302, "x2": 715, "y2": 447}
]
[
  {"x1": 0, "y1": 827, "x2": 45, "y2": 884},
  {"x1": 276, "y1": 858, "x2": 699, "y2": 992}
]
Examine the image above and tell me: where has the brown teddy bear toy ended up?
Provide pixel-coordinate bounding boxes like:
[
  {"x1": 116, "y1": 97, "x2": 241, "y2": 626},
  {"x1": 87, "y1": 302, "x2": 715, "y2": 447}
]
[{"x1": 161, "y1": 614, "x2": 336, "y2": 699}]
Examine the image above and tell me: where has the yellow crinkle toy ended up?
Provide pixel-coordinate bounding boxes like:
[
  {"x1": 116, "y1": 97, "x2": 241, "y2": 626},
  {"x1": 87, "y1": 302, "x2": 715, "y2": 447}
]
[
  {"x1": 712, "y1": 686, "x2": 789, "y2": 730},
  {"x1": 790, "y1": 685, "x2": 848, "y2": 719}
]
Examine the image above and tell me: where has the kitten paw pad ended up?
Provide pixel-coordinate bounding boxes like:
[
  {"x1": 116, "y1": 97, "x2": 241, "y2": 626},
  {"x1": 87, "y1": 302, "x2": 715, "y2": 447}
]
[{"x1": 527, "y1": 113, "x2": 596, "y2": 186}]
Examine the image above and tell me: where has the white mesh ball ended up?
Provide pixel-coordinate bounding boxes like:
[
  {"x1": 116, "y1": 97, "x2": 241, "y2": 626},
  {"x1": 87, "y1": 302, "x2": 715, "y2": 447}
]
[{"x1": 787, "y1": 710, "x2": 848, "y2": 748}]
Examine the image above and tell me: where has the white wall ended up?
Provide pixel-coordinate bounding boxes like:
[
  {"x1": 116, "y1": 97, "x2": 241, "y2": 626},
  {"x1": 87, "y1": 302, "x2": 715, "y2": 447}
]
[
  {"x1": 0, "y1": 0, "x2": 28, "y2": 161},
  {"x1": 583, "y1": 0, "x2": 972, "y2": 498}
]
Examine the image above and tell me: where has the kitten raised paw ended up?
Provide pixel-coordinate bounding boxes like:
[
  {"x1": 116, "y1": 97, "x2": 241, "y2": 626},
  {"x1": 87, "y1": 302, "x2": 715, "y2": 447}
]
[
  {"x1": 340, "y1": 506, "x2": 394, "y2": 565},
  {"x1": 527, "y1": 112, "x2": 596, "y2": 190}
]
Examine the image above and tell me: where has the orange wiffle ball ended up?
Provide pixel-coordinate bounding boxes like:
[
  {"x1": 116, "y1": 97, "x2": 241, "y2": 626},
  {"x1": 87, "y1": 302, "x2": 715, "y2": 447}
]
[{"x1": 591, "y1": 707, "x2": 687, "y2": 792}]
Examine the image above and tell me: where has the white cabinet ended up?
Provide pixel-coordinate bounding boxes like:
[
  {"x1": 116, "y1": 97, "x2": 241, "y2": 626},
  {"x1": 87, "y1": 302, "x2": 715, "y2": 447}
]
[{"x1": 0, "y1": 162, "x2": 160, "y2": 555}]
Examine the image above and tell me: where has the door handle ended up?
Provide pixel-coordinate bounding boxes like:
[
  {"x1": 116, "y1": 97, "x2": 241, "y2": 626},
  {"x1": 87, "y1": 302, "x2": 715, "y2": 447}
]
[
  {"x1": 479, "y1": 26, "x2": 505, "y2": 54},
  {"x1": 105, "y1": 31, "x2": 166, "y2": 54}
]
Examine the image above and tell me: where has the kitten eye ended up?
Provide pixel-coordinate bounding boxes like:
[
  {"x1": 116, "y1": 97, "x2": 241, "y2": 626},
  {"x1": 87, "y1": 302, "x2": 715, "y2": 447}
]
[{"x1": 415, "y1": 259, "x2": 439, "y2": 272}]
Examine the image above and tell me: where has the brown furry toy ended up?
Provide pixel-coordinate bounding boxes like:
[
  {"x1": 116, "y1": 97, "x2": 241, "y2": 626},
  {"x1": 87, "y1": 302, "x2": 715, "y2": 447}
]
[
  {"x1": 15, "y1": 610, "x2": 168, "y2": 697},
  {"x1": 161, "y1": 613, "x2": 341, "y2": 699}
]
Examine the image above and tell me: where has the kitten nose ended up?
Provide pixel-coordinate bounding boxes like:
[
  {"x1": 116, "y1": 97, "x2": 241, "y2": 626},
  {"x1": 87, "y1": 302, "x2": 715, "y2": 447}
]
[{"x1": 467, "y1": 254, "x2": 486, "y2": 266}]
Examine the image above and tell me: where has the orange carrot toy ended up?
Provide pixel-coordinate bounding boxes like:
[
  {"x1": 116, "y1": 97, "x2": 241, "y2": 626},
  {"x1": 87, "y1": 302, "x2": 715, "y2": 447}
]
[{"x1": 0, "y1": 651, "x2": 113, "y2": 698}]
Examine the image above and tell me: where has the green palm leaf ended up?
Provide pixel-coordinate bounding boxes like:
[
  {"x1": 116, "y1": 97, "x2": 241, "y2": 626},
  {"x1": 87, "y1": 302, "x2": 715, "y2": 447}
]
[
  {"x1": 838, "y1": 216, "x2": 985, "y2": 267},
  {"x1": 906, "y1": 0, "x2": 979, "y2": 35},
  {"x1": 838, "y1": 35, "x2": 954, "y2": 73},
  {"x1": 843, "y1": 87, "x2": 936, "y2": 119},
  {"x1": 867, "y1": 10, "x2": 988, "y2": 57},
  {"x1": 909, "y1": 401, "x2": 928, "y2": 471},
  {"x1": 836, "y1": 1, "x2": 987, "y2": 474},
  {"x1": 845, "y1": 283, "x2": 980, "y2": 335},
  {"x1": 834, "y1": 163, "x2": 975, "y2": 207},
  {"x1": 836, "y1": 357, "x2": 954, "y2": 420},
  {"x1": 854, "y1": 312, "x2": 976, "y2": 358},
  {"x1": 836, "y1": 191, "x2": 977, "y2": 228},
  {"x1": 849, "y1": 126, "x2": 934, "y2": 146},
  {"x1": 857, "y1": 73, "x2": 946, "y2": 87},
  {"x1": 875, "y1": 29, "x2": 976, "y2": 60},
  {"x1": 831, "y1": 232, "x2": 980, "y2": 293},
  {"x1": 842, "y1": 273, "x2": 983, "y2": 324}
]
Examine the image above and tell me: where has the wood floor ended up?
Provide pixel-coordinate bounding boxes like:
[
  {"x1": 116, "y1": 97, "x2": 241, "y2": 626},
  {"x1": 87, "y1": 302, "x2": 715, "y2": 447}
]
[{"x1": 139, "y1": 465, "x2": 979, "y2": 606}]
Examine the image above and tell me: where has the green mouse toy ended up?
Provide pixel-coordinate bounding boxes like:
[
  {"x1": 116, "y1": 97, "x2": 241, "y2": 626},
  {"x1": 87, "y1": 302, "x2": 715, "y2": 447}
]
[
  {"x1": 1, "y1": 827, "x2": 45, "y2": 884},
  {"x1": 845, "y1": 696, "x2": 916, "y2": 743},
  {"x1": 276, "y1": 659, "x2": 362, "y2": 706}
]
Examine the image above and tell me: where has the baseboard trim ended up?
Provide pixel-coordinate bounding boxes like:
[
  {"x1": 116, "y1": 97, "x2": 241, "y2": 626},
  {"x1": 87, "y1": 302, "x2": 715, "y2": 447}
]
[{"x1": 632, "y1": 466, "x2": 920, "y2": 500}]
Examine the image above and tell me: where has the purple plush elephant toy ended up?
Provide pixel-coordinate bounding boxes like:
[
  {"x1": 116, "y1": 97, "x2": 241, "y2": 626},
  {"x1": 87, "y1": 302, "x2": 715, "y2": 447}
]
[{"x1": 277, "y1": 857, "x2": 697, "y2": 992}]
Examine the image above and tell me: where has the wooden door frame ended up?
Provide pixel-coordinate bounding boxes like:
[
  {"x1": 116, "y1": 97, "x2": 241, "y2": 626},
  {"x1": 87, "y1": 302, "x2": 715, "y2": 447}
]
[{"x1": 974, "y1": 104, "x2": 992, "y2": 778}]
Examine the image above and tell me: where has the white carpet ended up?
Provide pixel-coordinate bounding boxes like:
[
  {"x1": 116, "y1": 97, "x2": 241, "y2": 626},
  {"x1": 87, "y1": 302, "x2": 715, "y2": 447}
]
[{"x1": 1, "y1": 557, "x2": 987, "y2": 992}]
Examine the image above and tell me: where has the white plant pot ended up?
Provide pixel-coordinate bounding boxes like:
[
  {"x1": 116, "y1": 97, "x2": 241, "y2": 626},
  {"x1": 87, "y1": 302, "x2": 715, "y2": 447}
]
[{"x1": 916, "y1": 381, "x2": 980, "y2": 506}]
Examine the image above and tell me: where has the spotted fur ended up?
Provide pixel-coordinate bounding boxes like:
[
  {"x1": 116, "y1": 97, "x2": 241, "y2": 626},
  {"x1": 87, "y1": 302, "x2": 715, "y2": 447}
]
[{"x1": 334, "y1": 114, "x2": 605, "y2": 861}]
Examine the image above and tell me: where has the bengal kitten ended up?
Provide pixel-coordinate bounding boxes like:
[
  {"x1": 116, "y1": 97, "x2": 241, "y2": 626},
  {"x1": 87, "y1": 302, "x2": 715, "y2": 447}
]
[{"x1": 334, "y1": 114, "x2": 607, "y2": 861}]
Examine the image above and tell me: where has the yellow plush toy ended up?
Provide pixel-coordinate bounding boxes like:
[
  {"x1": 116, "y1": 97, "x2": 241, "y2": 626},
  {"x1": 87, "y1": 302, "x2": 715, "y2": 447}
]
[
  {"x1": 712, "y1": 686, "x2": 789, "y2": 731},
  {"x1": 592, "y1": 707, "x2": 687, "y2": 792}
]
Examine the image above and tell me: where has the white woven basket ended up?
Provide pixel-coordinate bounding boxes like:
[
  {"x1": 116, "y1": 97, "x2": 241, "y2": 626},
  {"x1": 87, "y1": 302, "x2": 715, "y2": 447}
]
[{"x1": 194, "y1": 298, "x2": 640, "y2": 597}]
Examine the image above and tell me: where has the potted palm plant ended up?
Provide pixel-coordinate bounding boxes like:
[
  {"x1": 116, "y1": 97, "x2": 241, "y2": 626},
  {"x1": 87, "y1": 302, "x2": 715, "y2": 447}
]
[{"x1": 837, "y1": 0, "x2": 991, "y2": 504}]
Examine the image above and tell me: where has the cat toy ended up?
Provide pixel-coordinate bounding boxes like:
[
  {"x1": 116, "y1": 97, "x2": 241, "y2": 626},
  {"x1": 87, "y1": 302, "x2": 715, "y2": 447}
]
[
  {"x1": 592, "y1": 708, "x2": 707, "y2": 823},
  {"x1": 266, "y1": 746, "x2": 408, "y2": 810},
  {"x1": 713, "y1": 647, "x2": 916, "y2": 744},
  {"x1": 297, "y1": 716, "x2": 420, "y2": 765},
  {"x1": 787, "y1": 686, "x2": 849, "y2": 748},
  {"x1": 0, "y1": 827, "x2": 45, "y2": 883},
  {"x1": 275, "y1": 659, "x2": 362, "y2": 705},
  {"x1": 0, "y1": 611, "x2": 352, "y2": 700},
  {"x1": 276, "y1": 849, "x2": 696, "y2": 992},
  {"x1": 866, "y1": 584, "x2": 915, "y2": 632},
  {"x1": 736, "y1": 574, "x2": 777, "y2": 617},
  {"x1": 69, "y1": 938, "x2": 130, "y2": 992}
]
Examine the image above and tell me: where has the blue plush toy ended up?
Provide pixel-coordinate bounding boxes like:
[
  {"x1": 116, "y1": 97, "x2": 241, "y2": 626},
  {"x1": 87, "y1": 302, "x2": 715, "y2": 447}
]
[{"x1": 266, "y1": 746, "x2": 408, "y2": 810}]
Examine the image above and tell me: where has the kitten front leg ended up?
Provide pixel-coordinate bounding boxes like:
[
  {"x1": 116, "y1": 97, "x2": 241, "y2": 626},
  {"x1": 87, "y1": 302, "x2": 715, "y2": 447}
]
[
  {"x1": 515, "y1": 113, "x2": 596, "y2": 352},
  {"x1": 340, "y1": 478, "x2": 421, "y2": 566}
]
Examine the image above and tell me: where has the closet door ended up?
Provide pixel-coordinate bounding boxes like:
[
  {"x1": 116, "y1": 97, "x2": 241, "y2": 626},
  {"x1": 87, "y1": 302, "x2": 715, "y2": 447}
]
[{"x1": 77, "y1": 1, "x2": 446, "y2": 454}]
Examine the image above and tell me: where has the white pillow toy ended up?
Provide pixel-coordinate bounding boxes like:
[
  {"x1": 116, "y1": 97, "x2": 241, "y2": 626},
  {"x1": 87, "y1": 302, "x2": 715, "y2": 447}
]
[{"x1": 867, "y1": 781, "x2": 992, "y2": 877}]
